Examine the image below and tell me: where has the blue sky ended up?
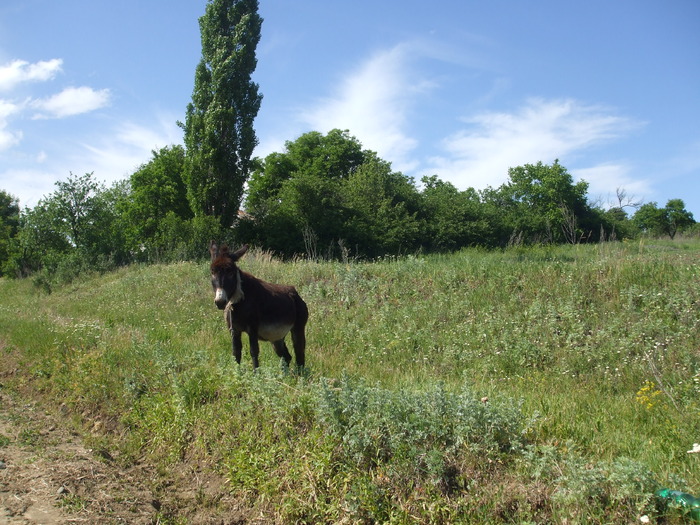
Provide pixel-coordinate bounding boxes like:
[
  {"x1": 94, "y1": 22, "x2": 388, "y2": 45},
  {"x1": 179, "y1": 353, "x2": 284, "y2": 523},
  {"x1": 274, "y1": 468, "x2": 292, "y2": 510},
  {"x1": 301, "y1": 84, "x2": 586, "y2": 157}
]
[{"x1": 1, "y1": 1, "x2": 698, "y2": 217}]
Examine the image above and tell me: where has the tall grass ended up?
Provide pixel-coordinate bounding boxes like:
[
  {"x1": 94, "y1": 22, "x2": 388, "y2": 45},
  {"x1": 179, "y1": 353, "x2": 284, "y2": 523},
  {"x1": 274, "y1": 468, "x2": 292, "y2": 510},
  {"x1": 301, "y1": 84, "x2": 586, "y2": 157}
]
[{"x1": 1, "y1": 240, "x2": 698, "y2": 522}]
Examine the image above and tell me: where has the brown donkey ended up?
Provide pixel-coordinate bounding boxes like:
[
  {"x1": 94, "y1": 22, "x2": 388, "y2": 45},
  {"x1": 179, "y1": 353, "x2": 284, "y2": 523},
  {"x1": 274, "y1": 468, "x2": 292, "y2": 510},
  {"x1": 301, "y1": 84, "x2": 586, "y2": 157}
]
[{"x1": 209, "y1": 242, "x2": 308, "y2": 369}]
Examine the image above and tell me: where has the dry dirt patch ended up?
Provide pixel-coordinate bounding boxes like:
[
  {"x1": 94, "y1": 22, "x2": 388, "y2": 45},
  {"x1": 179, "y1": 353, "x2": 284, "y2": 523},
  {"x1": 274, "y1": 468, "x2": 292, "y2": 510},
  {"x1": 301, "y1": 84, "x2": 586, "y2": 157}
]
[
  {"x1": 0, "y1": 386, "x2": 157, "y2": 524},
  {"x1": 0, "y1": 382, "x2": 253, "y2": 524}
]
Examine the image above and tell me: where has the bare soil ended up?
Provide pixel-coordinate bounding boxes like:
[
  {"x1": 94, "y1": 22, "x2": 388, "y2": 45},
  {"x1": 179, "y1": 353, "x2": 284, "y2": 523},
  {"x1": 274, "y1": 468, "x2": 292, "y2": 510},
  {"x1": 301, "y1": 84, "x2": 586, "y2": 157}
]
[
  {"x1": 0, "y1": 362, "x2": 253, "y2": 524},
  {"x1": 0, "y1": 385, "x2": 159, "y2": 524}
]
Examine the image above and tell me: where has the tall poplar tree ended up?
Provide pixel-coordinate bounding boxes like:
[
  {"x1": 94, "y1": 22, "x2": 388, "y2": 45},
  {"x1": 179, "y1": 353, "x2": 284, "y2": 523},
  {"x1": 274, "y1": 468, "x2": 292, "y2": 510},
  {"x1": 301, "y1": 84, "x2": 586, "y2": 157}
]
[{"x1": 182, "y1": 0, "x2": 263, "y2": 227}]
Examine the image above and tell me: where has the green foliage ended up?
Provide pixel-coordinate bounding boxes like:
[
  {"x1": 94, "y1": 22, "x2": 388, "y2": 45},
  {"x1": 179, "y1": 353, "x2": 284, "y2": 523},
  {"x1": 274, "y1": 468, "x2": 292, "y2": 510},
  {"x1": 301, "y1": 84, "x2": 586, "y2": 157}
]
[
  {"x1": 182, "y1": 0, "x2": 263, "y2": 227},
  {"x1": 245, "y1": 141, "x2": 639, "y2": 257},
  {"x1": 0, "y1": 189, "x2": 20, "y2": 233},
  {"x1": 121, "y1": 145, "x2": 192, "y2": 254},
  {"x1": 245, "y1": 129, "x2": 424, "y2": 257},
  {"x1": 634, "y1": 200, "x2": 696, "y2": 239},
  {"x1": 421, "y1": 175, "x2": 496, "y2": 250},
  {"x1": 49, "y1": 172, "x2": 110, "y2": 251},
  {"x1": 634, "y1": 202, "x2": 669, "y2": 236},
  {"x1": 665, "y1": 199, "x2": 695, "y2": 239},
  {"x1": 343, "y1": 158, "x2": 422, "y2": 256},
  {"x1": 0, "y1": 190, "x2": 20, "y2": 275},
  {"x1": 153, "y1": 213, "x2": 225, "y2": 262},
  {"x1": 486, "y1": 160, "x2": 595, "y2": 244},
  {"x1": 4, "y1": 173, "x2": 130, "y2": 282}
]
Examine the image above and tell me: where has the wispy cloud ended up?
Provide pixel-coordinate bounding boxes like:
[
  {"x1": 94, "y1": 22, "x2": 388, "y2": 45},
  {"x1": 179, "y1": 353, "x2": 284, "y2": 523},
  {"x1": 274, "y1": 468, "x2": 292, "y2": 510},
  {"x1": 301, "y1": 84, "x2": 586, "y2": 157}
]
[
  {"x1": 0, "y1": 114, "x2": 183, "y2": 207},
  {"x1": 31, "y1": 86, "x2": 111, "y2": 119},
  {"x1": 77, "y1": 116, "x2": 183, "y2": 183},
  {"x1": 300, "y1": 42, "x2": 434, "y2": 172},
  {"x1": 0, "y1": 58, "x2": 63, "y2": 91},
  {"x1": 572, "y1": 163, "x2": 652, "y2": 207},
  {"x1": 1, "y1": 115, "x2": 182, "y2": 207},
  {"x1": 0, "y1": 99, "x2": 22, "y2": 150},
  {"x1": 427, "y1": 98, "x2": 642, "y2": 189}
]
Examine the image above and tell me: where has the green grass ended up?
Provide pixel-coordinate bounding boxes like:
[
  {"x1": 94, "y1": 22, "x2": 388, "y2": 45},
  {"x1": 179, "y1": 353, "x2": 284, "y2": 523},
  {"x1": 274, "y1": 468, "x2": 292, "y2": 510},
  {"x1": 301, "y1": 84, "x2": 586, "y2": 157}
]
[{"x1": 1, "y1": 240, "x2": 699, "y2": 522}]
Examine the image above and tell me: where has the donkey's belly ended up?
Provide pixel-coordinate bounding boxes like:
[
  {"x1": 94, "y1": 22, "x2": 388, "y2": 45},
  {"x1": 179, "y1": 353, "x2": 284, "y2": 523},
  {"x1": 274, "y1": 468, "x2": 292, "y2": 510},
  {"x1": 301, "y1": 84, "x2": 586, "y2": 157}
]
[{"x1": 257, "y1": 322, "x2": 293, "y2": 342}]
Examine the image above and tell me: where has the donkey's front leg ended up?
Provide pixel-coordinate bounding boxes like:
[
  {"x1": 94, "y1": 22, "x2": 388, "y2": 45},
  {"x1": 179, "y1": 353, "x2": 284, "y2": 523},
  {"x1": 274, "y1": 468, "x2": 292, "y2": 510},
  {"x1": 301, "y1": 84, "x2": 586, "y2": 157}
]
[
  {"x1": 227, "y1": 309, "x2": 243, "y2": 364},
  {"x1": 249, "y1": 333, "x2": 261, "y2": 369},
  {"x1": 231, "y1": 330, "x2": 243, "y2": 364}
]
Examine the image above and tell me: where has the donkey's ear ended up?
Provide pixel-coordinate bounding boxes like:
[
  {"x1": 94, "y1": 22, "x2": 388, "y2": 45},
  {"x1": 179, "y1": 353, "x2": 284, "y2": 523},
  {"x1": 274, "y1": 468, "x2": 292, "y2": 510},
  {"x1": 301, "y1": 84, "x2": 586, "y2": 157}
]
[
  {"x1": 231, "y1": 244, "x2": 249, "y2": 262},
  {"x1": 209, "y1": 241, "x2": 220, "y2": 260}
]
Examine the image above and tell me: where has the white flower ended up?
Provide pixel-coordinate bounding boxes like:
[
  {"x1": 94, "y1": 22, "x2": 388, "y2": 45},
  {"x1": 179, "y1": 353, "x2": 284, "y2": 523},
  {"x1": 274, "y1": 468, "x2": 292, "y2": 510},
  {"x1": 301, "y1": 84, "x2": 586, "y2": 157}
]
[
  {"x1": 687, "y1": 443, "x2": 700, "y2": 454},
  {"x1": 639, "y1": 515, "x2": 650, "y2": 524}
]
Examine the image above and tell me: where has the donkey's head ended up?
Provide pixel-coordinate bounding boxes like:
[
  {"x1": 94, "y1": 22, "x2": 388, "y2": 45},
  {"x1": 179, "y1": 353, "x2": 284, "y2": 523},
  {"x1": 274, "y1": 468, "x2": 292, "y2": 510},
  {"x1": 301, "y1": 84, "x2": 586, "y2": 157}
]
[{"x1": 209, "y1": 242, "x2": 248, "y2": 310}]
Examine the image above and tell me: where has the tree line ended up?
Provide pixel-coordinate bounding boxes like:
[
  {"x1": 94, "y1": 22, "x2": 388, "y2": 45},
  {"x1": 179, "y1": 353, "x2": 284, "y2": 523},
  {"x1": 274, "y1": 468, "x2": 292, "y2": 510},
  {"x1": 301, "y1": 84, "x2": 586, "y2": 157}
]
[{"x1": 0, "y1": 128, "x2": 696, "y2": 283}]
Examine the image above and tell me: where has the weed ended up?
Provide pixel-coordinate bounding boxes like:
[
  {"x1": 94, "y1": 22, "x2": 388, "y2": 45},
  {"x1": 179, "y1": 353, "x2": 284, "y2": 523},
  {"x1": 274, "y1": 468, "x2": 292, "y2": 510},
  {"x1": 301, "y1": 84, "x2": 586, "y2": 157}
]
[{"x1": 58, "y1": 493, "x2": 89, "y2": 512}]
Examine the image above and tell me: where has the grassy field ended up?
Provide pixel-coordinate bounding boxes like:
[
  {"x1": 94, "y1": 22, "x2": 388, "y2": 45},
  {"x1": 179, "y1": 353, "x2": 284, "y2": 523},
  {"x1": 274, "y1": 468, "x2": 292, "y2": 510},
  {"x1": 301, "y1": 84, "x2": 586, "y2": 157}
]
[{"x1": 1, "y1": 239, "x2": 699, "y2": 523}]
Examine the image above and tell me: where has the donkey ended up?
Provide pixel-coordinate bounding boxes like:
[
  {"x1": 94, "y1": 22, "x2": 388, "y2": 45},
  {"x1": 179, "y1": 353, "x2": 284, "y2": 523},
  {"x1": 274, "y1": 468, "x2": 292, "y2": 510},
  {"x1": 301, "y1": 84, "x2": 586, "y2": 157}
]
[{"x1": 209, "y1": 242, "x2": 308, "y2": 369}]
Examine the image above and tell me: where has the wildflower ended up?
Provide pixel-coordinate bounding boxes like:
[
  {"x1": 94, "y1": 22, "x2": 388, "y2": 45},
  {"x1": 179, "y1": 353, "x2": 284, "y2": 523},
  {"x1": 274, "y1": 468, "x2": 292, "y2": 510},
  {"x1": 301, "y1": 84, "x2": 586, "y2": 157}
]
[
  {"x1": 687, "y1": 443, "x2": 700, "y2": 454},
  {"x1": 639, "y1": 515, "x2": 650, "y2": 524},
  {"x1": 636, "y1": 381, "x2": 662, "y2": 409}
]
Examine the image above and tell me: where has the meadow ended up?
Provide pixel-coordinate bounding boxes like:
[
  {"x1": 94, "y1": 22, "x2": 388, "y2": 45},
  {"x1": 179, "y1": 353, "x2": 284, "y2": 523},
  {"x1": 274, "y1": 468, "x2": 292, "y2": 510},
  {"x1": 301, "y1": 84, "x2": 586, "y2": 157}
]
[{"x1": 0, "y1": 240, "x2": 698, "y2": 523}]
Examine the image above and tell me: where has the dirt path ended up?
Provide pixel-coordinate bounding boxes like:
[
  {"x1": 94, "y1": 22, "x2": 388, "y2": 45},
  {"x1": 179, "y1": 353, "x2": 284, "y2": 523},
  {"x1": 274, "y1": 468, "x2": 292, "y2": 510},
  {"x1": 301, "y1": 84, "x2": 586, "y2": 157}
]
[{"x1": 0, "y1": 387, "x2": 156, "y2": 524}]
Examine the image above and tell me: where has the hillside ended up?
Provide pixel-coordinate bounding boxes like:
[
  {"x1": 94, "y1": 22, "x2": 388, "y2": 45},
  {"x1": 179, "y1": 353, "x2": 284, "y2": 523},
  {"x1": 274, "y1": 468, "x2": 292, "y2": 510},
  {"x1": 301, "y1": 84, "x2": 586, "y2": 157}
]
[{"x1": 1, "y1": 241, "x2": 699, "y2": 523}]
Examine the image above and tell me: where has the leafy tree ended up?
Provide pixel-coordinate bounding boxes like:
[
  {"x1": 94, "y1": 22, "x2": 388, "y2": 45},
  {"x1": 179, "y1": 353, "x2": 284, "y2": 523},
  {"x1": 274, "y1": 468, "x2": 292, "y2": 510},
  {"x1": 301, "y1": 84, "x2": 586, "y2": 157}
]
[
  {"x1": 50, "y1": 172, "x2": 106, "y2": 250},
  {"x1": 634, "y1": 200, "x2": 695, "y2": 239},
  {"x1": 285, "y1": 128, "x2": 365, "y2": 180},
  {"x1": 7, "y1": 173, "x2": 129, "y2": 279},
  {"x1": 7, "y1": 201, "x2": 71, "y2": 277},
  {"x1": 245, "y1": 130, "x2": 370, "y2": 256},
  {"x1": 489, "y1": 160, "x2": 593, "y2": 244},
  {"x1": 244, "y1": 152, "x2": 294, "y2": 214},
  {"x1": 633, "y1": 202, "x2": 665, "y2": 236},
  {"x1": 0, "y1": 190, "x2": 20, "y2": 233},
  {"x1": 342, "y1": 158, "x2": 422, "y2": 256},
  {"x1": 94, "y1": 180, "x2": 132, "y2": 265},
  {"x1": 122, "y1": 145, "x2": 191, "y2": 253},
  {"x1": 154, "y1": 213, "x2": 224, "y2": 262},
  {"x1": 244, "y1": 129, "x2": 425, "y2": 258},
  {"x1": 599, "y1": 206, "x2": 635, "y2": 240},
  {"x1": 181, "y1": 0, "x2": 263, "y2": 227},
  {"x1": 664, "y1": 198, "x2": 695, "y2": 239},
  {"x1": 420, "y1": 176, "x2": 494, "y2": 250},
  {"x1": 0, "y1": 190, "x2": 20, "y2": 275}
]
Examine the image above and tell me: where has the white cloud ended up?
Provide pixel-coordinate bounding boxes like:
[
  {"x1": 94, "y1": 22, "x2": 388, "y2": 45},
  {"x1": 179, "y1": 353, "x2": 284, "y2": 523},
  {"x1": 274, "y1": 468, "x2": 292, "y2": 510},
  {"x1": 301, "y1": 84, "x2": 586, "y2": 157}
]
[
  {"x1": 300, "y1": 43, "x2": 433, "y2": 172},
  {"x1": 0, "y1": 99, "x2": 22, "y2": 150},
  {"x1": 0, "y1": 126, "x2": 22, "y2": 151},
  {"x1": 77, "y1": 116, "x2": 183, "y2": 185},
  {"x1": 0, "y1": 167, "x2": 56, "y2": 207},
  {"x1": 31, "y1": 86, "x2": 111, "y2": 119},
  {"x1": 0, "y1": 59, "x2": 63, "y2": 91},
  {"x1": 0, "y1": 115, "x2": 182, "y2": 207},
  {"x1": 0, "y1": 59, "x2": 109, "y2": 157},
  {"x1": 426, "y1": 98, "x2": 641, "y2": 189},
  {"x1": 572, "y1": 163, "x2": 652, "y2": 207},
  {"x1": 0, "y1": 99, "x2": 20, "y2": 120}
]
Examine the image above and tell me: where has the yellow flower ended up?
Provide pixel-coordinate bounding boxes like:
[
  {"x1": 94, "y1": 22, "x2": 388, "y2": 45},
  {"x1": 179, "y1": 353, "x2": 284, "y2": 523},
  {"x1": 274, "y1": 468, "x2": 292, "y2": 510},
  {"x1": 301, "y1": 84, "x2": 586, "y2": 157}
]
[{"x1": 635, "y1": 381, "x2": 662, "y2": 409}]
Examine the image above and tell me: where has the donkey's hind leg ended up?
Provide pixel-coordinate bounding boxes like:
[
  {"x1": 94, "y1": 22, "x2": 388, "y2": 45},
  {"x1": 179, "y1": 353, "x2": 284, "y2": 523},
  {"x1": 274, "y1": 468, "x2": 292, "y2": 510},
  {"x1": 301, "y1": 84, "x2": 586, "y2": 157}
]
[
  {"x1": 291, "y1": 326, "x2": 306, "y2": 368},
  {"x1": 272, "y1": 340, "x2": 293, "y2": 366}
]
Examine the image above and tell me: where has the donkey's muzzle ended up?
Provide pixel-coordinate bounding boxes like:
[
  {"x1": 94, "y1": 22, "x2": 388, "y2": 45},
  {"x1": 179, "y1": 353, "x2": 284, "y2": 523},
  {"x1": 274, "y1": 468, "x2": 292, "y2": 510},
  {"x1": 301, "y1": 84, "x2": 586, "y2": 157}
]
[{"x1": 214, "y1": 289, "x2": 228, "y2": 310}]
